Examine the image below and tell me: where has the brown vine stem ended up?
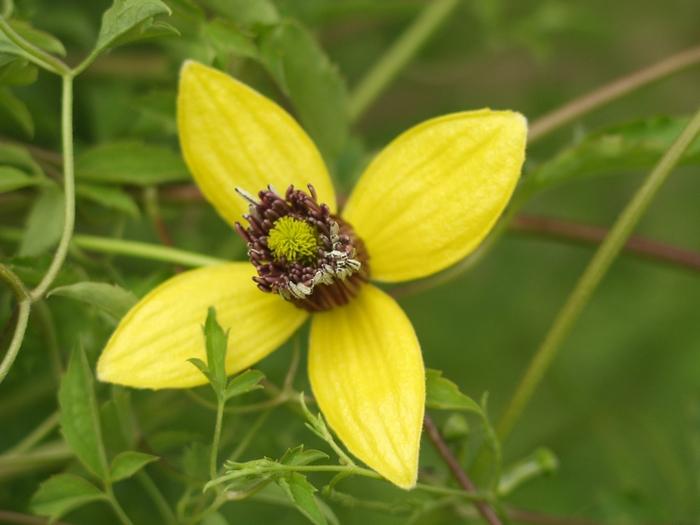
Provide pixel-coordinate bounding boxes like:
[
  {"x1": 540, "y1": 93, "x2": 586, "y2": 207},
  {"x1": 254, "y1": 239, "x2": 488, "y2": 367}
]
[
  {"x1": 511, "y1": 213, "x2": 700, "y2": 273},
  {"x1": 423, "y1": 414, "x2": 502, "y2": 525},
  {"x1": 528, "y1": 45, "x2": 700, "y2": 142}
]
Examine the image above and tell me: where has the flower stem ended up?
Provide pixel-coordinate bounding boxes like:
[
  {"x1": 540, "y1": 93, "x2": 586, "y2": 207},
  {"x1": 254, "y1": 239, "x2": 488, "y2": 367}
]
[
  {"x1": 30, "y1": 74, "x2": 75, "y2": 302},
  {"x1": 529, "y1": 45, "x2": 700, "y2": 142},
  {"x1": 137, "y1": 472, "x2": 177, "y2": 525},
  {"x1": 348, "y1": 0, "x2": 459, "y2": 121},
  {"x1": 497, "y1": 107, "x2": 700, "y2": 440},
  {"x1": 0, "y1": 265, "x2": 30, "y2": 385},
  {"x1": 210, "y1": 395, "x2": 225, "y2": 479}
]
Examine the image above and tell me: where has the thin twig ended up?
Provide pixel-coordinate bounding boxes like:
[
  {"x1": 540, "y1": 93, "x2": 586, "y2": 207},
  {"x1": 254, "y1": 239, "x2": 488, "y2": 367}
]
[
  {"x1": 0, "y1": 510, "x2": 73, "y2": 525},
  {"x1": 528, "y1": 45, "x2": 700, "y2": 142},
  {"x1": 423, "y1": 414, "x2": 502, "y2": 525},
  {"x1": 511, "y1": 213, "x2": 700, "y2": 273}
]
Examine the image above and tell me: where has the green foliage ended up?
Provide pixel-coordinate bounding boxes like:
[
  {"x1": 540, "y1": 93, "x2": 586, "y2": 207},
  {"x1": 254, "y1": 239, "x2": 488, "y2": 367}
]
[
  {"x1": 75, "y1": 141, "x2": 190, "y2": 186},
  {"x1": 94, "y1": 0, "x2": 173, "y2": 56},
  {"x1": 30, "y1": 474, "x2": 105, "y2": 521},
  {"x1": 110, "y1": 451, "x2": 159, "y2": 482},
  {"x1": 426, "y1": 368, "x2": 482, "y2": 413},
  {"x1": 19, "y1": 184, "x2": 63, "y2": 257},
  {"x1": 75, "y1": 184, "x2": 140, "y2": 218},
  {"x1": 0, "y1": 86, "x2": 33, "y2": 136},
  {"x1": 278, "y1": 472, "x2": 327, "y2": 525},
  {"x1": 0, "y1": 165, "x2": 39, "y2": 192},
  {"x1": 48, "y1": 281, "x2": 138, "y2": 320},
  {"x1": 58, "y1": 346, "x2": 108, "y2": 479}
]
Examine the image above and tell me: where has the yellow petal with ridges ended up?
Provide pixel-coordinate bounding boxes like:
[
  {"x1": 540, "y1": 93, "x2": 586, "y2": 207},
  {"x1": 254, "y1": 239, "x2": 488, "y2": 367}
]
[
  {"x1": 97, "y1": 263, "x2": 307, "y2": 389},
  {"x1": 308, "y1": 284, "x2": 425, "y2": 489},
  {"x1": 343, "y1": 109, "x2": 527, "y2": 282},
  {"x1": 177, "y1": 61, "x2": 336, "y2": 225}
]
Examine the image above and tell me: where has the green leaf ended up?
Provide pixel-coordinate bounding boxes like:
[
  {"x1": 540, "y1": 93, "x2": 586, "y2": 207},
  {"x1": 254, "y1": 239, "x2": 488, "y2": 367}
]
[
  {"x1": 225, "y1": 369, "x2": 265, "y2": 400},
  {"x1": 48, "y1": 281, "x2": 138, "y2": 320},
  {"x1": 525, "y1": 115, "x2": 700, "y2": 194},
  {"x1": 0, "y1": 86, "x2": 33, "y2": 136},
  {"x1": 0, "y1": 165, "x2": 40, "y2": 193},
  {"x1": 280, "y1": 445, "x2": 329, "y2": 467},
  {"x1": 30, "y1": 474, "x2": 105, "y2": 521},
  {"x1": 259, "y1": 21, "x2": 349, "y2": 163},
  {"x1": 0, "y1": 55, "x2": 37, "y2": 85},
  {"x1": 110, "y1": 451, "x2": 159, "y2": 482},
  {"x1": 58, "y1": 346, "x2": 108, "y2": 480},
  {"x1": 75, "y1": 141, "x2": 190, "y2": 185},
  {"x1": 76, "y1": 183, "x2": 140, "y2": 218},
  {"x1": 0, "y1": 142, "x2": 43, "y2": 175},
  {"x1": 278, "y1": 473, "x2": 327, "y2": 525},
  {"x1": 94, "y1": 0, "x2": 172, "y2": 56},
  {"x1": 498, "y1": 447, "x2": 558, "y2": 496},
  {"x1": 202, "y1": 306, "x2": 228, "y2": 394},
  {"x1": 187, "y1": 357, "x2": 213, "y2": 385},
  {"x1": 203, "y1": 18, "x2": 259, "y2": 62},
  {"x1": 426, "y1": 369, "x2": 482, "y2": 413},
  {"x1": 9, "y1": 20, "x2": 67, "y2": 56},
  {"x1": 19, "y1": 184, "x2": 64, "y2": 257},
  {"x1": 199, "y1": 0, "x2": 279, "y2": 26}
]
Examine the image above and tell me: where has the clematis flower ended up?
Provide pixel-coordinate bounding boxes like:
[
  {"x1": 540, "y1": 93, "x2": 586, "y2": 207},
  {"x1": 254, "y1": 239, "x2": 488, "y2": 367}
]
[{"x1": 97, "y1": 61, "x2": 526, "y2": 489}]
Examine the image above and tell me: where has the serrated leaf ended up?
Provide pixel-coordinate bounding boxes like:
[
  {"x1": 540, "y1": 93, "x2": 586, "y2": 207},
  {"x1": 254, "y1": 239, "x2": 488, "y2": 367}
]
[
  {"x1": 30, "y1": 474, "x2": 105, "y2": 521},
  {"x1": 19, "y1": 184, "x2": 64, "y2": 257},
  {"x1": 0, "y1": 86, "x2": 33, "y2": 136},
  {"x1": 94, "y1": 0, "x2": 172, "y2": 56},
  {"x1": 48, "y1": 281, "x2": 137, "y2": 321},
  {"x1": 525, "y1": 115, "x2": 700, "y2": 194},
  {"x1": 258, "y1": 21, "x2": 348, "y2": 163},
  {"x1": 225, "y1": 369, "x2": 264, "y2": 400},
  {"x1": 110, "y1": 451, "x2": 158, "y2": 482},
  {"x1": 278, "y1": 473, "x2": 327, "y2": 525},
  {"x1": 280, "y1": 445, "x2": 329, "y2": 467},
  {"x1": 58, "y1": 346, "x2": 108, "y2": 480},
  {"x1": 75, "y1": 141, "x2": 190, "y2": 185},
  {"x1": 426, "y1": 369, "x2": 482, "y2": 413},
  {"x1": 76, "y1": 183, "x2": 140, "y2": 218},
  {"x1": 0, "y1": 165, "x2": 39, "y2": 192}
]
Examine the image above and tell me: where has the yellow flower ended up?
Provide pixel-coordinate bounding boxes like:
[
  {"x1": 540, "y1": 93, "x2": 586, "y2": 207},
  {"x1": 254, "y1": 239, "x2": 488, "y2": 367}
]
[{"x1": 97, "y1": 62, "x2": 527, "y2": 489}]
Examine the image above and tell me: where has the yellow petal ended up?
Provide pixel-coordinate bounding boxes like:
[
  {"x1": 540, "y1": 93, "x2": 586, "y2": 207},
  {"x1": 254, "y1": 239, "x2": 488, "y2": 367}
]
[
  {"x1": 343, "y1": 110, "x2": 527, "y2": 282},
  {"x1": 97, "y1": 263, "x2": 307, "y2": 389},
  {"x1": 177, "y1": 61, "x2": 336, "y2": 225},
  {"x1": 308, "y1": 285, "x2": 425, "y2": 489}
]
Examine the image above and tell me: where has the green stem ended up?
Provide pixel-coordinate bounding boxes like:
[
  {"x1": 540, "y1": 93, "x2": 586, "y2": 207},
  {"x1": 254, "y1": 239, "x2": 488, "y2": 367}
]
[
  {"x1": 6, "y1": 411, "x2": 59, "y2": 454},
  {"x1": 497, "y1": 107, "x2": 700, "y2": 440},
  {"x1": 348, "y1": 0, "x2": 459, "y2": 121},
  {"x1": 0, "y1": 227, "x2": 225, "y2": 267},
  {"x1": 0, "y1": 17, "x2": 69, "y2": 75},
  {"x1": 210, "y1": 396, "x2": 225, "y2": 479},
  {"x1": 0, "y1": 265, "x2": 30, "y2": 384},
  {"x1": 229, "y1": 410, "x2": 271, "y2": 462},
  {"x1": 30, "y1": 74, "x2": 75, "y2": 301},
  {"x1": 137, "y1": 472, "x2": 177, "y2": 525},
  {"x1": 105, "y1": 487, "x2": 135, "y2": 525}
]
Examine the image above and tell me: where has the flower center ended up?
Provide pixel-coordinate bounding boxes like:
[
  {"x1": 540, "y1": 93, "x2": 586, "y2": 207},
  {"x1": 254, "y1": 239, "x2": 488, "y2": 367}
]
[
  {"x1": 267, "y1": 216, "x2": 318, "y2": 263},
  {"x1": 234, "y1": 184, "x2": 369, "y2": 312}
]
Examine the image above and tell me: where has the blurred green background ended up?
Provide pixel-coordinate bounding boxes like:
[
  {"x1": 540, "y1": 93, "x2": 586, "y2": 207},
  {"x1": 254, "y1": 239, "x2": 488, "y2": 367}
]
[{"x1": 1, "y1": 0, "x2": 699, "y2": 523}]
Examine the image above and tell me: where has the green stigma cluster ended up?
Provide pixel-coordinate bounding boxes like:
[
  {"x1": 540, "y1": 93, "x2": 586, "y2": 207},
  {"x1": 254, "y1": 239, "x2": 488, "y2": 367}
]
[{"x1": 267, "y1": 216, "x2": 319, "y2": 263}]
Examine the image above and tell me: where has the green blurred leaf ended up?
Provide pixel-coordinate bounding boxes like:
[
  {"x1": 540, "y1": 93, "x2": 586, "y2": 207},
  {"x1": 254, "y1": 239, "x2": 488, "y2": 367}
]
[
  {"x1": 225, "y1": 369, "x2": 264, "y2": 400},
  {"x1": 258, "y1": 21, "x2": 349, "y2": 162},
  {"x1": 525, "y1": 115, "x2": 700, "y2": 194},
  {"x1": 0, "y1": 165, "x2": 40, "y2": 192},
  {"x1": 19, "y1": 184, "x2": 64, "y2": 257},
  {"x1": 498, "y1": 447, "x2": 558, "y2": 496},
  {"x1": 9, "y1": 20, "x2": 66, "y2": 56},
  {"x1": 0, "y1": 87, "x2": 33, "y2": 136},
  {"x1": 278, "y1": 472, "x2": 327, "y2": 525},
  {"x1": 426, "y1": 369, "x2": 482, "y2": 413},
  {"x1": 280, "y1": 445, "x2": 329, "y2": 467},
  {"x1": 48, "y1": 281, "x2": 137, "y2": 320},
  {"x1": 58, "y1": 346, "x2": 108, "y2": 480},
  {"x1": 76, "y1": 183, "x2": 140, "y2": 218},
  {"x1": 203, "y1": 306, "x2": 228, "y2": 395},
  {"x1": 30, "y1": 474, "x2": 105, "y2": 521},
  {"x1": 0, "y1": 54, "x2": 37, "y2": 85},
  {"x1": 110, "y1": 451, "x2": 159, "y2": 482},
  {"x1": 75, "y1": 141, "x2": 190, "y2": 185},
  {"x1": 199, "y1": 0, "x2": 279, "y2": 26},
  {"x1": 203, "y1": 18, "x2": 259, "y2": 62},
  {"x1": 94, "y1": 0, "x2": 173, "y2": 56},
  {"x1": 0, "y1": 142, "x2": 43, "y2": 175}
]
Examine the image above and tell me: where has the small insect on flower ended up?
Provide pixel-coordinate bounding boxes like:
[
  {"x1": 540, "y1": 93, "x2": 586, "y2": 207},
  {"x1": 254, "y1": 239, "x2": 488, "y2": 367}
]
[{"x1": 97, "y1": 62, "x2": 527, "y2": 489}]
